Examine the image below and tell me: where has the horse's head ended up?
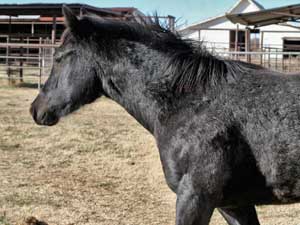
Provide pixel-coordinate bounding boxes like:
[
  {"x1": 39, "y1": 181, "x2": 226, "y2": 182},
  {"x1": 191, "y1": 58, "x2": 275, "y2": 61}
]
[
  {"x1": 30, "y1": 6, "x2": 104, "y2": 126},
  {"x1": 30, "y1": 6, "x2": 189, "y2": 126}
]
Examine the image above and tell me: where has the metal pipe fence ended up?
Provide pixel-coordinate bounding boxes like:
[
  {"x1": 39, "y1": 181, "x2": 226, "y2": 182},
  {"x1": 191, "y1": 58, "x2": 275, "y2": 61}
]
[
  {"x1": 0, "y1": 41, "x2": 57, "y2": 89},
  {"x1": 1, "y1": 40, "x2": 300, "y2": 89},
  {"x1": 213, "y1": 50, "x2": 300, "y2": 73}
]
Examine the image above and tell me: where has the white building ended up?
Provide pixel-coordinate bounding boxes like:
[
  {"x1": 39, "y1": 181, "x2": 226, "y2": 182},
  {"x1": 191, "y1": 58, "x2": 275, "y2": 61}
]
[{"x1": 179, "y1": 0, "x2": 300, "y2": 54}]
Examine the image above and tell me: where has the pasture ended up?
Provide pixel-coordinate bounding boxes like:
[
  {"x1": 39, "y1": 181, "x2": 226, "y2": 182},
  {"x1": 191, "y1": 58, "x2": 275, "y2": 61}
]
[{"x1": 1, "y1": 84, "x2": 300, "y2": 225}]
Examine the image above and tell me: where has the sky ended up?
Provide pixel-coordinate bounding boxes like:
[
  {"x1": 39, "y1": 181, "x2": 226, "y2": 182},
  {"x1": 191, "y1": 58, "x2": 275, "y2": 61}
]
[{"x1": 1, "y1": 0, "x2": 300, "y2": 26}]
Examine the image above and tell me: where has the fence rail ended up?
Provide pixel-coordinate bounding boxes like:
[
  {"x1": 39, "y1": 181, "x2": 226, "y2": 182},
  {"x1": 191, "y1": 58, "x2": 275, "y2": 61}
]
[
  {"x1": 207, "y1": 45, "x2": 300, "y2": 73},
  {"x1": 0, "y1": 40, "x2": 56, "y2": 89}
]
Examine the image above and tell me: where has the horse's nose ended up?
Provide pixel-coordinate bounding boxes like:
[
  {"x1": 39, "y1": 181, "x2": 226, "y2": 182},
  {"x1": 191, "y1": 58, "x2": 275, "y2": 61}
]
[
  {"x1": 30, "y1": 94, "x2": 59, "y2": 126},
  {"x1": 30, "y1": 94, "x2": 47, "y2": 124}
]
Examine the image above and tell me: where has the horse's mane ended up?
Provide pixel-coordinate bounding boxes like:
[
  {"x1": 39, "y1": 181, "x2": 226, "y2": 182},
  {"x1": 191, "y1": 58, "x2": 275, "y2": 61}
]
[{"x1": 62, "y1": 14, "x2": 263, "y2": 98}]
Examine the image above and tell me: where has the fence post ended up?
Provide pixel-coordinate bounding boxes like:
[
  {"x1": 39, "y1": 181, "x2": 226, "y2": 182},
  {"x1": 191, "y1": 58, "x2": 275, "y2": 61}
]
[
  {"x1": 42, "y1": 46, "x2": 45, "y2": 78},
  {"x1": 282, "y1": 52, "x2": 285, "y2": 72},
  {"x1": 26, "y1": 37, "x2": 29, "y2": 62},
  {"x1": 38, "y1": 37, "x2": 42, "y2": 90},
  {"x1": 6, "y1": 36, "x2": 10, "y2": 83},
  {"x1": 298, "y1": 56, "x2": 300, "y2": 73},
  {"x1": 19, "y1": 37, "x2": 24, "y2": 82},
  {"x1": 289, "y1": 53, "x2": 292, "y2": 73},
  {"x1": 275, "y1": 49, "x2": 278, "y2": 70},
  {"x1": 260, "y1": 31, "x2": 264, "y2": 66},
  {"x1": 268, "y1": 48, "x2": 271, "y2": 69}
]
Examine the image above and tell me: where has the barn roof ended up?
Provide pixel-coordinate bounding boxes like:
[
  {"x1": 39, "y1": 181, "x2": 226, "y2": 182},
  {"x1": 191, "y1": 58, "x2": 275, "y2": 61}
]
[
  {"x1": 226, "y1": 3, "x2": 300, "y2": 27},
  {"x1": 0, "y1": 3, "x2": 139, "y2": 18},
  {"x1": 227, "y1": 0, "x2": 264, "y2": 14},
  {"x1": 179, "y1": 0, "x2": 264, "y2": 33}
]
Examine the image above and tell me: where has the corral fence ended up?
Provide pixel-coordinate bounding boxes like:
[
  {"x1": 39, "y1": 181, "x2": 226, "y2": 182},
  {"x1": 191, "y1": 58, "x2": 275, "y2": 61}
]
[
  {"x1": 215, "y1": 50, "x2": 300, "y2": 73},
  {"x1": 206, "y1": 41, "x2": 300, "y2": 73},
  {"x1": 0, "y1": 36, "x2": 58, "y2": 89},
  {"x1": 2, "y1": 40, "x2": 300, "y2": 89}
]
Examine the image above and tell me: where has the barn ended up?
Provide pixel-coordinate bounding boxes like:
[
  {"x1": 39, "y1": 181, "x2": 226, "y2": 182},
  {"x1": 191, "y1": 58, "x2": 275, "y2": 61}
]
[{"x1": 179, "y1": 0, "x2": 300, "y2": 71}]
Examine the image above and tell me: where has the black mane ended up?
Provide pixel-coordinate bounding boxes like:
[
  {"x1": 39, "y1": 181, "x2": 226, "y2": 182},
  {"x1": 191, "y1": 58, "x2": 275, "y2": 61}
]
[{"x1": 63, "y1": 15, "x2": 263, "y2": 98}]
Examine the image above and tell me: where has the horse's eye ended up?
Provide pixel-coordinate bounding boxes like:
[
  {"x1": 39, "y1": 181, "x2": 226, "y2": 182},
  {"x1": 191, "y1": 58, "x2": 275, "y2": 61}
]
[
  {"x1": 54, "y1": 49, "x2": 75, "y2": 63},
  {"x1": 55, "y1": 55, "x2": 63, "y2": 63},
  {"x1": 54, "y1": 52, "x2": 64, "y2": 62}
]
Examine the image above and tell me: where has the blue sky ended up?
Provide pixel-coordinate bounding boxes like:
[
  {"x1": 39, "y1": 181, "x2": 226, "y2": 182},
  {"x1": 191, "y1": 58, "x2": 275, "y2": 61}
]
[{"x1": 1, "y1": 0, "x2": 300, "y2": 25}]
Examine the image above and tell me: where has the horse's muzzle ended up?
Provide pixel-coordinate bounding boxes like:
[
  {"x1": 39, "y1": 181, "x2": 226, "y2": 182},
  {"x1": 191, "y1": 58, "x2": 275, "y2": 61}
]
[{"x1": 30, "y1": 94, "x2": 59, "y2": 126}]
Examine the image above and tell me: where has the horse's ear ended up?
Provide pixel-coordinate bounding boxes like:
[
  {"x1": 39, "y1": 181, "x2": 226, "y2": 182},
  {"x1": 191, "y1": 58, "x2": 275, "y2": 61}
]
[{"x1": 62, "y1": 5, "x2": 79, "y2": 31}]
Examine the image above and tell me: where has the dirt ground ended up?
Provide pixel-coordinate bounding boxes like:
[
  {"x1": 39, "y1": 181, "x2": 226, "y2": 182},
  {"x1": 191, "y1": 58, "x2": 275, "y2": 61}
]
[{"x1": 1, "y1": 85, "x2": 300, "y2": 225}]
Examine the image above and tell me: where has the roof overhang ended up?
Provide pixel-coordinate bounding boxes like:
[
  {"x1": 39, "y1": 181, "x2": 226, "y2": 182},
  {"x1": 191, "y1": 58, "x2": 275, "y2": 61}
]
[
  {"x1": 0, "y1": 4, "x2": 136, "y2": 17},
  {"x1": 226, "y1": 3, "x2": 300, "y2": 27}
]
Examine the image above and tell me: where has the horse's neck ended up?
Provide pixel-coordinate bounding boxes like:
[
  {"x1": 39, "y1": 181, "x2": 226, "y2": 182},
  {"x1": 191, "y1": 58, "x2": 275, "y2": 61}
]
[{"x1": 102, "y1": 49, "x2": 164, "y2": 134}]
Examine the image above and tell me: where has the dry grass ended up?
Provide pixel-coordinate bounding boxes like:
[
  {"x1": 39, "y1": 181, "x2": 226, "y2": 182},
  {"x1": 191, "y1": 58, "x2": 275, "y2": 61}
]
[{"x1": 1, "y1": 84, "x2": 300, "y2": 225}]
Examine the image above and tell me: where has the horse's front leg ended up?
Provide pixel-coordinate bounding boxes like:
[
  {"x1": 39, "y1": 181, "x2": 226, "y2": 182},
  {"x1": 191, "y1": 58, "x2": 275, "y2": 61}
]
[{"x1": 175, "y1": 174, "x2": 215, "y2": 225}]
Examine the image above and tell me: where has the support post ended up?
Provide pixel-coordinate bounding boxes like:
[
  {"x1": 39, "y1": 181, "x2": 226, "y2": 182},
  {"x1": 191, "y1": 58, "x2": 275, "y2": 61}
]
[
  {"x1": 245, "y1": 29, "x2": 251, "y2": 63},
  {"x1": 51, "y1": 15, "x2": 57, "y2": 44},
  {"x1": 168, "y1": 15, "x2": 175, "y2": 32},
  {"x1": 260, "y1": 31, "x2": 264, "y2": 66},
  {"x1": 31, "y1": 22, "x2": 34, "y2": 36},
  {"x1": 80, "y1": 7, "x2": 84, "y2": 16},
  {"x1": 235, "y1": 24, "x2": 239, "y2": 60},
  {"x1": 198, "y1": 29, "x2": 201, "y2": 42}
]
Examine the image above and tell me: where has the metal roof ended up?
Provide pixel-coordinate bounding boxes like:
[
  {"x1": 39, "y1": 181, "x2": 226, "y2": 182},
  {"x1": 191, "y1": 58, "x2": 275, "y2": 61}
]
[
  {"x1": 0, "y1": 4, "x2": 138, "y2": 17},
  {"x1": 226, "y1": 3, "x2": 300, "y2": 27},
  {"x1": 227, "y1": 0, "x2": 264, "y2": 14},
  {"x1": 179, "y1": 0, "x2": 265, "y2": 33}
]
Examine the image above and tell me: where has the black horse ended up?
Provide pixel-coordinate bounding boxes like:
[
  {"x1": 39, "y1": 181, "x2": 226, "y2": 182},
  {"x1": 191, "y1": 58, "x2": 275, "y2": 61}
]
[{"x1": 30, "y1": 6, "x2": 300, "y2": 225}]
